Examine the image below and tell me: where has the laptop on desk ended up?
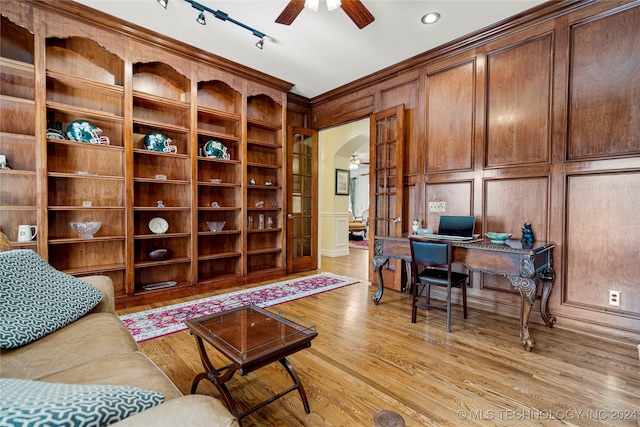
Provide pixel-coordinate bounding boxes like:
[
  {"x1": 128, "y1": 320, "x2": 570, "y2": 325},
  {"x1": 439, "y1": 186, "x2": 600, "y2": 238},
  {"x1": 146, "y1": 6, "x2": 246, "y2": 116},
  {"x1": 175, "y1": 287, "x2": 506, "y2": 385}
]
[{"x1": 420, "y1": 215, "x2": 480, "y2": 241}]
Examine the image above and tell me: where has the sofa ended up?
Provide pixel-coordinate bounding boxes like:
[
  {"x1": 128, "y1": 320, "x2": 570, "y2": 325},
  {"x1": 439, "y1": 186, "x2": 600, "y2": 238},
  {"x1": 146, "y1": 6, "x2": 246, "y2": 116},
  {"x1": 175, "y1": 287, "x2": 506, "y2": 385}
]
[{"x1": 0, "y1": 249, "x2": 239, "y2": 427}]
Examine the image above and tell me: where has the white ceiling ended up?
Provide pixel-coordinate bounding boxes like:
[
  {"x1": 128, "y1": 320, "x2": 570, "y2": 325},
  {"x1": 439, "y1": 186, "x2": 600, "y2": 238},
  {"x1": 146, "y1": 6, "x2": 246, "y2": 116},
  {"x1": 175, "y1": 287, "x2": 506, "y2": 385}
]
[{"x1": 74, "y1": 0, "x2": 546, "y2": 99}]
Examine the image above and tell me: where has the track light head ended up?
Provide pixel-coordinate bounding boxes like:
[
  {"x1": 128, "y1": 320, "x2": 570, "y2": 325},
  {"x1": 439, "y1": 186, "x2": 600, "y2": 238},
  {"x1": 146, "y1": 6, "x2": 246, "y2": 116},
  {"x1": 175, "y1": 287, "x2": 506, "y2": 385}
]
[
  {"x1": 255, "y1": 38, "x2": 264, "y2": 50},
  {"x1": 196, "y1": 11, "x2": 206, "y2": 25},
  {"x1": 157, "y1": 0, "x2": 168, "y2": 9}
]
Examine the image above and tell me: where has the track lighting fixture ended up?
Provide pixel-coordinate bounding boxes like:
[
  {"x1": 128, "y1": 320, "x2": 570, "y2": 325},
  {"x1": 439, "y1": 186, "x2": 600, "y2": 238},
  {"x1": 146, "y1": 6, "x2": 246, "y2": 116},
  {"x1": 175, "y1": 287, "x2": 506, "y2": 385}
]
[
  {"x1": 196, "y1": 11, "x2": 206, "y2": 25},
  {"x1": 158, "y1": 0, "x2": 267, "y2": 49}
]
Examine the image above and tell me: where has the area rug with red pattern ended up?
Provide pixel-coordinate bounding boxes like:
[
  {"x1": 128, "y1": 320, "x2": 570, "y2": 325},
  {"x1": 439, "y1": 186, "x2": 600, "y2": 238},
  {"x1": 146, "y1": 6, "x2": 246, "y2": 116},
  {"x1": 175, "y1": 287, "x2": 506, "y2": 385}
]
[
  {"x1": 119, "y1": 273, "x2": 358, "y2": 342},
  {"x1": 349, "y1": 239, "x2": 369, "y2": 250}
]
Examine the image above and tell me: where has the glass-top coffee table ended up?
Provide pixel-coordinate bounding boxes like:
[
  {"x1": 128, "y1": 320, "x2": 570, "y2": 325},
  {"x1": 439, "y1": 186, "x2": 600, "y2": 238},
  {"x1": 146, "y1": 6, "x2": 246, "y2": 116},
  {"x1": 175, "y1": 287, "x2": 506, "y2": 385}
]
[{"x1": 186, "y1": 305, "x2": 318, "y2": 421}]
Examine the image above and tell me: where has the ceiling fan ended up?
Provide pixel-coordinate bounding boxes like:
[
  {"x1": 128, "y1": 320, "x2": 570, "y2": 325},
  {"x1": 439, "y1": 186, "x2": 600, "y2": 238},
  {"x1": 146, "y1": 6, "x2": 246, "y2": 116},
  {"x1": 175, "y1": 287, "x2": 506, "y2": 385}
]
[{"x1": 276, "y1": 0, "x2": 375, "y2": 29}]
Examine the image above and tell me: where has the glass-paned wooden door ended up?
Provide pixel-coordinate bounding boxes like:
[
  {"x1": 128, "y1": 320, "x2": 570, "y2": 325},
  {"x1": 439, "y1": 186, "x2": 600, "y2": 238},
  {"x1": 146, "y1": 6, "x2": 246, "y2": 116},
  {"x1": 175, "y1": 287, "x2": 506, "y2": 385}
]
[
  {"x1": 369, "y1": 105, "x2": 405, "y2": 289},
  {"x1": 286, "y1": 126, "x2": 318, "y2": 273}
]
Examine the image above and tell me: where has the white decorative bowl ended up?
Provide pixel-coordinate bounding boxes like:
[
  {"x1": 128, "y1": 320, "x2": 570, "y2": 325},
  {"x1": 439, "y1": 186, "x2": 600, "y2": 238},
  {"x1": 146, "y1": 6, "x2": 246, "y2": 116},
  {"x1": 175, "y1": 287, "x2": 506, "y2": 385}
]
[
  {"x1": 206, "y1": 221, "x2": 226, "y2": 232},
  {"x1": 70, "y1": 221, "x2": 101, "y2": 239},
  {"x1": 484, "y1": 232, "x2": 512, "y2": 243}
]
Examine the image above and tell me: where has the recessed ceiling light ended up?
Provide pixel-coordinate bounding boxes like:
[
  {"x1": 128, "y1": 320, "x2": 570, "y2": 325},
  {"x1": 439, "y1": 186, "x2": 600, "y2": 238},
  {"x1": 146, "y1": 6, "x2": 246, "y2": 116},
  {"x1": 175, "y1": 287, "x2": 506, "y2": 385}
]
[{"x1": 421, "y1": 12, "x2": 441, "y2": 25}]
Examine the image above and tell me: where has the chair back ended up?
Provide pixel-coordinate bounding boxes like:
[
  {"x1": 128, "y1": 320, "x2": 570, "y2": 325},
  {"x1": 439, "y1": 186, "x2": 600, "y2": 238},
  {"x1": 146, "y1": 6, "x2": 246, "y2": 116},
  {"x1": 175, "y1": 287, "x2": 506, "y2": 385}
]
[{"x1": 409, "y1": 237, "x2": 452, "y2": 272}]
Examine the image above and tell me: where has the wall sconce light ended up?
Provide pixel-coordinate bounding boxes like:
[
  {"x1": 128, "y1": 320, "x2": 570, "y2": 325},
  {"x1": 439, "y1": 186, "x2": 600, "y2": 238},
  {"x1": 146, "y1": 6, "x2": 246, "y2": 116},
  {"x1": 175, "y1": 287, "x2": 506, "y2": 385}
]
[{"x1": 158, "y1": 0, "x2": 267, "y2": 49}]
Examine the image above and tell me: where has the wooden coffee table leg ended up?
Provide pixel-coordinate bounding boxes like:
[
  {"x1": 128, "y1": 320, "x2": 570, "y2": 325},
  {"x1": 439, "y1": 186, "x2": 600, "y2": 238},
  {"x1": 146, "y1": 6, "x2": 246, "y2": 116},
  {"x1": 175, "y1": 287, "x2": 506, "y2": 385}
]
[{"x1": 279, "y1": 357, "x2": 310, "y2": 414}]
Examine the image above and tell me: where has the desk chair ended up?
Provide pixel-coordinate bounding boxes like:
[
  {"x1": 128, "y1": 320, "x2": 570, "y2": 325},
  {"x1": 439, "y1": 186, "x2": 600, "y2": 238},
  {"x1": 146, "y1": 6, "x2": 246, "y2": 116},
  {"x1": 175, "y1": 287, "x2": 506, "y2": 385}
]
[{"x1": 409, "y1": 237, "x2": 468, "y2": 332}]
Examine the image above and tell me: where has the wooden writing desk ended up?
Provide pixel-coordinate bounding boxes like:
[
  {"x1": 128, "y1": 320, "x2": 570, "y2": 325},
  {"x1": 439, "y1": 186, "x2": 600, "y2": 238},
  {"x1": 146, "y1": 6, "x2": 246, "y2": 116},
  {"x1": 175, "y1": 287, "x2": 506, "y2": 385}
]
[{"x1": 372, "y1": 236, "x2": 556, "y2": 351}]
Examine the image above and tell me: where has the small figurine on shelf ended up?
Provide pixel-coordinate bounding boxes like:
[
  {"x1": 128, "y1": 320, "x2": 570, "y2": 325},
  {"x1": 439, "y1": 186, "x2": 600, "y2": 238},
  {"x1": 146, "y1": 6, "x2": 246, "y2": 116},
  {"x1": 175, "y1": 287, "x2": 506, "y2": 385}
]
[
  {"x1": 521, "y1": 222, "x2": 534, "y2": 243},
  {"x1": 157, "y1": 200, "x2": 165, "y2": 208},
  {"x1": 250, "y1": 178, "x2": 256, "y2": 185},
  {"x1": 271, "y1": 200, "x2": 277, "y2": 208},
  {"x1": 412, "y1": 218, "x2": 420, "y2": 234},
  {"x1": 255, "y1": 200, "x2": 265, "y2": 208},
  {"x1": 211, "y1": 201, "x2": 220, "y2": 208},
  {"x1": 265, "y1": 179, "x2": 273, "y2": 186},
  {"x1": 0, "y1": 154, "x2": 9, "y2": 170}
]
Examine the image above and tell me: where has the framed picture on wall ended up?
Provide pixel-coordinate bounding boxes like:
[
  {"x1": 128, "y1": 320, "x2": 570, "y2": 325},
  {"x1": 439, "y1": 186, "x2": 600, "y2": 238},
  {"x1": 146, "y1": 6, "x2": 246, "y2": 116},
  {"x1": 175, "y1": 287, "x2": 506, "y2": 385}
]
[{"x1": 335, "y1": 169, "x2": 349, "y2": 195}]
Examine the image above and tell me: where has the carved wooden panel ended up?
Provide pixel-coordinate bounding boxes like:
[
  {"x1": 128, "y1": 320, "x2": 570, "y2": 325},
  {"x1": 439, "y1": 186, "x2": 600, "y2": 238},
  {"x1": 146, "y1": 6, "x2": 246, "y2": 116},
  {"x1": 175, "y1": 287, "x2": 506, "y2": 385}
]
[
  {"x1": 424, "y1": 181, "x2": 473, "y2": 233},
  {"x1": 565, "y1": 172, "x2": 640, "y2": 313},
  {"x1": 568, "y1": 5, "x2": 640, "y2": 160},
  {"x1": 426, "y1": 60, "x2": 475, "y2": 173},
  {"x1": 483, "y1": 177, "x2": 549, "y2": 291},
  {"x1": 486, "y1": 34, "x2": 552, "y2": 167}
]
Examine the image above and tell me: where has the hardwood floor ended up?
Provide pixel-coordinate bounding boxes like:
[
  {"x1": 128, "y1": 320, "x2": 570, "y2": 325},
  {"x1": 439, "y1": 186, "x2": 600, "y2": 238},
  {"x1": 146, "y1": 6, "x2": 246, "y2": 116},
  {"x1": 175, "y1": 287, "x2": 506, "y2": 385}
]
[{"x1": 119, "y1": 248, "x2": 640, "y2": 426}]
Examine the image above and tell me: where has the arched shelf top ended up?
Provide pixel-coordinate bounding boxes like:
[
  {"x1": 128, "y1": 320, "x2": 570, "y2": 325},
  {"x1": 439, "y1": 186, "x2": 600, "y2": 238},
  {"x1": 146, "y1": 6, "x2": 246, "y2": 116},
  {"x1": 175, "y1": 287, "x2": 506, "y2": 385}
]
[
  {"x1": 247, "y1": 94, "x2": 282, "y2": 126},
  {"x1": 45, "y1": 37, "x2": 123, "y2": 86},
  {"x1": 1, "y1": 15, "x2": 34, "y2": 65},
  {"x1": 133, "y1": 61, "x2": 190, "y2": 102},
  {"x1": 197, "y1": 80, "x2": 241, "y2": 115}
]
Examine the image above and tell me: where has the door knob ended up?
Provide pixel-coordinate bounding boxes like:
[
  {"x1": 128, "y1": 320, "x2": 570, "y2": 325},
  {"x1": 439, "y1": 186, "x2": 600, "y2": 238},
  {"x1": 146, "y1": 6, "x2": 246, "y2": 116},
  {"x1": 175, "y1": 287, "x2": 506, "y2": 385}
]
[
  {"x1": 287, "y1": 214, "x2": 294, "y2": 219},
  {"x1": 392, "y1": 218, "x2": 401, "y2": 223}
]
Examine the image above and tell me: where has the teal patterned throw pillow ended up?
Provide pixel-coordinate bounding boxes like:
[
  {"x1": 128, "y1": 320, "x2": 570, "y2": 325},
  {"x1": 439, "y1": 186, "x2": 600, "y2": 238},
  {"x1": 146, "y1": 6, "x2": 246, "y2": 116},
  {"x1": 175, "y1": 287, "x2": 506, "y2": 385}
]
[
  {"x1": 0, "y1": 250, "x2": 104, "y2": 349},
  {"x1": 0, "y1": 378, "x2": 164, "y2": 427}
]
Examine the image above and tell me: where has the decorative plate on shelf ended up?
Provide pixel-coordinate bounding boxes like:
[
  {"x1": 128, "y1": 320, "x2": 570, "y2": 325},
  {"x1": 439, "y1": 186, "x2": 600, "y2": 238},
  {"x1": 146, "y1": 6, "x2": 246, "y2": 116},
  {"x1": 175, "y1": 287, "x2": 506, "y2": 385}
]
[
  {"x1": 203, "y1": 140, "x2": 230, "y2": 160},
  {"x1": 148, "y1": 217, "x2": 169, "y2": 234}
]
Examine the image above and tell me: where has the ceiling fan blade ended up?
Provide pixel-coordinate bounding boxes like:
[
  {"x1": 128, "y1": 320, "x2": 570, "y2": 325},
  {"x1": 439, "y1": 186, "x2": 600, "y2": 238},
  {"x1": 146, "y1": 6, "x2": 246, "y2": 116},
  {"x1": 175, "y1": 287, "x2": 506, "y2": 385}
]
[
  {"x1": 275, "y1": 0, "x2": 306, "y2": 25},
  {"x1": 341, "y1": 0, "x2": 375, "y2": 29}
]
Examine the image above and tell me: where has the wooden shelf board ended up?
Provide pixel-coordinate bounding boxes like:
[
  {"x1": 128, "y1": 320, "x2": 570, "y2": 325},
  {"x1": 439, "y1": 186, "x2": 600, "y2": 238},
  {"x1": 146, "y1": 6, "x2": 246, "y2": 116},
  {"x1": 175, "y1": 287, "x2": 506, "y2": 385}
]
[
  {"x1": 197, "y1": 206, "x2": 241, "y2": 211},
  {"x1": 47, "y1": 139, "x2": 125, "y2": 151},
  {"x1": 247, "y1": 117, "x2": 281, "y2": 131},
  {"x1": 248, "y1": 228, "x2": 282, "y2": 233},
  {"x1": 134, "y1": 232, "x2": 191, "y2": 239},
  {"x1": 49, "y1": 236, "x2": 126, "y2": 244},
  {"x1": 197, "y1": 156, "x2": 241, "y2": 165},
  {"x1": 0, "y1": 132, "x2": 36, "y2": 142},
  {"x1": 247, "y1": 162, "x2": 281, "y2": 169},
  {"x1": 0, "y1": 206, "x2": 36, "y2": 211},
  {"x1": 64, "y1": 264, "x2": 125, "y2": 276},
  {"x1": 247, "y1": 140, "x2": 282, "y2": 149},
  {"x1": 133, "y1": 176, "x2": 190, "y2": 185},
  {"x1": 198, "y1": 182, "x2": 241, "y2": 188},
  {"x1": 47, "y1": 101, "x2": 124, "y2": 123},
  {"x1": 133, "y1": 90, "x2": 190, "y2": 110},
  {"x1": 133, "y1": 206, "x2": 190, "y2": 212},
  {"x1": 48, "y1": 172, "x2": 124, "y2": 181},
  {"x1": 197, "y1": 129, "x2": 241, "y2": 142},
  {"x1": 198, "y1": 230, "x2": 241, "y2": 236},
  {"x1": 134, "y1": 256, "x2": 191, "y2": 268},
  {"x1": 0, "y1": 169, "x2": 36, "y2": 176},
  {"x1": 0, "y1": 94, "x2": 35, "y2": 105},
  {"x1": 0, "y1": 57, "x2": 34, "y2": 77},
  {"x1": 47, "y1": 70, "x2": 124, "y2": 96},
  {"x1": 247, "y1": 248, "x2": 282, "y2": 256},
  {"x1": 198, "y1": 251, "x2": 242, "y2": 261},
  {"x1": 10, "y1": 241, "x2": 37, "y2": 247},
  {"x1": 132, "y1": 118, "x2": 190, "y2": 134},
  {"x1": 48, "y1": 206, "x2": 125, "y2": 211},
  {"x1": 132, "y1": 148, "x2": 190, "y2": 160},
  {"x1": 197, "y1": 106, "x2": 241, "y2": 122}
]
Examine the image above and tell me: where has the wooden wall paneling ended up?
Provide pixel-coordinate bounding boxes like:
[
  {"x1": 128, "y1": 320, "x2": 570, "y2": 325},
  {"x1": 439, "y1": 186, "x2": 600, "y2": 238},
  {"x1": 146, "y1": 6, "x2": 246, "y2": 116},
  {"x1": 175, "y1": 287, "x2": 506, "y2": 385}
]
[
  {"x1": 310, "y1": 89, "x2": 375, "y2": 129},
  {"x1": 424, "y1": 181, "x2": 474, "y2": 234},
  {"x1": 379, "y1": 75, "x2": 420, "y2": 178},
  {"x1": 482, "y1": 176, "x2": 550, "y2": 293},
  {"x1": 567, "y1": 4, "x2": 640, "y2": 160},
  {"x1": 425, "y1": 59, "x2": 476, "y2": 173},
  {"x1": 485, "y1": 33, "x2": 554, "y2": 168},
  {"x1": 565, "y1": 172, "x2": 640, "y2": 313},
  {"x1": 286, "y1": 93, "x2": 311, "y2": 128}
]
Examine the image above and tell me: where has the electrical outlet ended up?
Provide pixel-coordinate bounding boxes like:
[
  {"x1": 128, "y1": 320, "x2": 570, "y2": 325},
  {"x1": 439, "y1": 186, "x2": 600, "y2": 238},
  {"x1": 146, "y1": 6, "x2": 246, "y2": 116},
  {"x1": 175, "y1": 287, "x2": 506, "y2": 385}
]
[
  {"x1": 609, "y1": 290, "x2": 621, "y2": 307},
  {"x1": 428, "y1": 202, "x2": 446, "y2": 212}
]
